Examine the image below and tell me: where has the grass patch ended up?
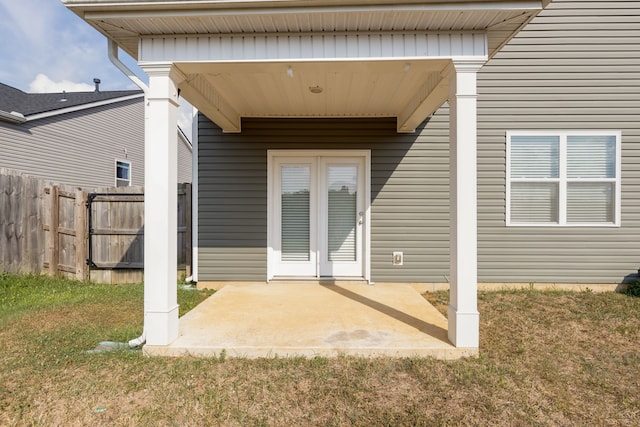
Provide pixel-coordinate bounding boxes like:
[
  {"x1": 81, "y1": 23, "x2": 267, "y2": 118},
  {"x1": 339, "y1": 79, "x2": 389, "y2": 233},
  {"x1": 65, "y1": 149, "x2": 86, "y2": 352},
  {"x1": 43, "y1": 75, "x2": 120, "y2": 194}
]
[{"x1": 1, "y1": 273, "x2": 639, "y2": 426}]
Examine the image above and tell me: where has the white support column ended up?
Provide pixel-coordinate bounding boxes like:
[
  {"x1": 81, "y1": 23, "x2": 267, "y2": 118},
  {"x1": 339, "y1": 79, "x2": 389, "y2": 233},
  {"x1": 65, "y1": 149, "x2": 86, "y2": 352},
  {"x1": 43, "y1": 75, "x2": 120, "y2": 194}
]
[
  {"x1": 141, "y1": 64, "x2": 180, "y2": 346},
  {"x1": 447, "y1": 59, "x2": 484, "y2": 348},
  {"x1": 191, "y1": 107, "x2": 199, "y2": 283}
]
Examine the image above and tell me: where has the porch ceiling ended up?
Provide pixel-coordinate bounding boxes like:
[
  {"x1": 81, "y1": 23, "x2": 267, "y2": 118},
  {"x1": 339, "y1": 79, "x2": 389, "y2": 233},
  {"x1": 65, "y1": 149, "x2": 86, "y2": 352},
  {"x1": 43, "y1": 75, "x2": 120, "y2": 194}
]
[
  {"x1": 63, "y1": 0, "x2": 548, "y2": 132},
  {"x1": 175, "y1": 59, "x2": 449, "y2": 119}
]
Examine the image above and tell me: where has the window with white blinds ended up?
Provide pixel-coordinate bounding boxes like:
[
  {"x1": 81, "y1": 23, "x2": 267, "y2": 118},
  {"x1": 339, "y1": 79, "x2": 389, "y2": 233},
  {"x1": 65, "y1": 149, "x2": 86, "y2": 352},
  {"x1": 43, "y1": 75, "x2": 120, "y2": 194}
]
[{"x1": 507, "y1": 132, "x2": 620, "y2": 226}]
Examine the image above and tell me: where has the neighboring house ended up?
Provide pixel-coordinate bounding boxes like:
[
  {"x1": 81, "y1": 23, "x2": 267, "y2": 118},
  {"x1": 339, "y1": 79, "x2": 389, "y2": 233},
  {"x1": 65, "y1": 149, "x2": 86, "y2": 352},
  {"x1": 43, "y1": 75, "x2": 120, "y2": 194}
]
[
  {"x1": 0, "y1": 82, "x2": 192, "y2": 188},
  {"x1": 64, "y1": 0, "x2": 639, "y2": 351}
]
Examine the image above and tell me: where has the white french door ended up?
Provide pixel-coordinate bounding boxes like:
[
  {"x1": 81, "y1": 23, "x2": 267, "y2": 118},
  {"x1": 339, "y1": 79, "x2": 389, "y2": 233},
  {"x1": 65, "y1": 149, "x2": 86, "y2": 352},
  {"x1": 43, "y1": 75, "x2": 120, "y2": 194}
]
[{"x1": 269, "y1": 152, "x2": 369, "y2": 280}]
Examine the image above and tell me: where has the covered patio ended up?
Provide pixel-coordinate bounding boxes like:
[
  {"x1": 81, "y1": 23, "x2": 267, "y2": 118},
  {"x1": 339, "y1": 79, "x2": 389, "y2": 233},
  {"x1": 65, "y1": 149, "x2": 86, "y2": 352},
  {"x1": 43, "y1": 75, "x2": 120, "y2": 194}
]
[
  {"x1": 63, "y1": 0, "x2": 549, "y2": 356},
  {"x1": 145, "y1": 282, "x2": 474, "y2": 359}
]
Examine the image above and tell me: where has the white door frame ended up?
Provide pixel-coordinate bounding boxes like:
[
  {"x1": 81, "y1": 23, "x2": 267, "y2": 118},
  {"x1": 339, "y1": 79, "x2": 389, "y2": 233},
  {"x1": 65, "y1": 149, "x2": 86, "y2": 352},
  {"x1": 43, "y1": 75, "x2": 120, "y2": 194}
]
[{"x1": 267, "y1": 149, "x2": 371, "y2": 282}]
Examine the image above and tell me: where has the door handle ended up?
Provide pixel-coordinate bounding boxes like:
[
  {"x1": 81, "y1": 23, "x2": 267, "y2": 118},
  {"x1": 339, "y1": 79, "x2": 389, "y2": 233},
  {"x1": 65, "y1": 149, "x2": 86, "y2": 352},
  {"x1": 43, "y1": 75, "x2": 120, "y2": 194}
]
[{"x1": 358, "y1": 212, "x2": 364, "y2": 225}]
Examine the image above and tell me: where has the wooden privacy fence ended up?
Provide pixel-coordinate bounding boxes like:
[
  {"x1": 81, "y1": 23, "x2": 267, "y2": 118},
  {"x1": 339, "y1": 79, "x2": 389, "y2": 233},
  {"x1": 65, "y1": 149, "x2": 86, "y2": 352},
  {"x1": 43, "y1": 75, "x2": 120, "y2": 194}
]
[
  {"x1": 43, "y1": 186, "x2": 88, "y2": 279},
  {"x1": 0, "y1": 169, "x2": 191, "y2": 284},
  {"x1": 0, "y1": 169, "x2": 46, "y2": 273}
]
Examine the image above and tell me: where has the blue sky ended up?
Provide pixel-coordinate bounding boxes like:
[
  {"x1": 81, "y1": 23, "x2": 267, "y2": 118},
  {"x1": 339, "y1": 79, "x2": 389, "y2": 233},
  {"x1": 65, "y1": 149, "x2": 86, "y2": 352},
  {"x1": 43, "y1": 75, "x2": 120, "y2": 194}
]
[{"x1": 0, "y1": 0, "x2": 193, "y2": 135}]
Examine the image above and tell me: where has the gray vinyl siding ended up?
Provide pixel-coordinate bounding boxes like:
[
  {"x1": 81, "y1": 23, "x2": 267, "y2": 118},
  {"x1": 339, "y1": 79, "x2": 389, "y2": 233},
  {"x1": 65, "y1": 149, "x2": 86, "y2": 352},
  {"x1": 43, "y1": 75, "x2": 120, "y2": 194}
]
[
  {"x1": 0, "y1": 99, "x2": 145, "y2": 188},
  {"x1": 197, "y1": 116, "x2": 451, "y2": 282},
  {"x1": 476, "y1": 0, "x2": 640, "y2": 283},
  {"x1": 177, "y1": 133, "x2": 193, "y2": 183}
]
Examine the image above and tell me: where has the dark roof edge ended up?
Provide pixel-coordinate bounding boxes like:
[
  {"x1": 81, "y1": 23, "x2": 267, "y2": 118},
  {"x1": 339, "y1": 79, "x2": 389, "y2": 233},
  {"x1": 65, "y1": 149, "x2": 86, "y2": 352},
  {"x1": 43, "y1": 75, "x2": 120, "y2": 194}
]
[
  {"x1": 178, "y1": 125, "x2": 192, "y2": 149},
  {"x1": 25, "y1": 93, "x2": 144, "y2": 122}
]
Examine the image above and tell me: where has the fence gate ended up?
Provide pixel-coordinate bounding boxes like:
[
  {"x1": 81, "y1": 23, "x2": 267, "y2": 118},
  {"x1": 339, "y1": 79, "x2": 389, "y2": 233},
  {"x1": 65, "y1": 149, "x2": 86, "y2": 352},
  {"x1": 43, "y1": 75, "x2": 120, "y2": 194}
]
[
  {"x1": 87, "y1": 192, "x2": 145, "y2": 271},
  {"x1": 43, "y1": 186, "x2": 88, "y2": 280},
  {"x1": 86, "y1": 184, "x2": 191, "y2": 284}
]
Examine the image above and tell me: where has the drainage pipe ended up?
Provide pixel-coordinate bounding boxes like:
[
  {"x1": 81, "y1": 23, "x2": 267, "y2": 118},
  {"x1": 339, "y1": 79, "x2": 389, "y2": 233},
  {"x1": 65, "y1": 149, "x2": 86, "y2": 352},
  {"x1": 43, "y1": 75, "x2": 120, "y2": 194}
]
[
  {"x1": 108, "y1": 39, "x2": 148, "y2": 94},
  {"x1": 128, "y1": 333, "x2": 146, "y2": 348},
  {"x1": 108, "y1": 39, "x2": 148, "y2": 348}
]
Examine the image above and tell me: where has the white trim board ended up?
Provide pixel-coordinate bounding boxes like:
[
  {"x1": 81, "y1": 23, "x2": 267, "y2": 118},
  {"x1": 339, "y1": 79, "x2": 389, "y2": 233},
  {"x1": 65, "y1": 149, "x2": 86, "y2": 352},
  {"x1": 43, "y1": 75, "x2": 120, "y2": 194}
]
[{"x1": 139, "y1": 32, "x2": 488, "y2": 63}]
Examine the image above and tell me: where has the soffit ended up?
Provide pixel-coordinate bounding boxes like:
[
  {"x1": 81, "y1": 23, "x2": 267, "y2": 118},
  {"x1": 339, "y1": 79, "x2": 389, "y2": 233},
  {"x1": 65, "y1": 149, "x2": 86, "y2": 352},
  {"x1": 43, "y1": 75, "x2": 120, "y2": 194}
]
[{"x1": 64, "y1": 1, "x2": 545, "y2": 59}]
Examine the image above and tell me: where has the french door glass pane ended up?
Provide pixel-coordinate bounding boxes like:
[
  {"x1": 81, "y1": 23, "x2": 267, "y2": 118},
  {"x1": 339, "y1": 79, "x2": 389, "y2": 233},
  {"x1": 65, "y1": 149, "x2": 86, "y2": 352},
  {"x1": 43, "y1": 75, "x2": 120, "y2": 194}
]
[
  {"x1": 567, "y1": 182, "x2": 614, "y2": 223},
  {"x1": 281, "y1": 166, "x2": 310, "y2": 261},
  {"x1": 510, "y1": 135, "x2": 559, "y2": 178},
  {"x1": 327, "y1": 166, "x2": 357, "y2": 261},
  {"x1": 511, "y1": 182, "x2": 559, "y2": 223}
]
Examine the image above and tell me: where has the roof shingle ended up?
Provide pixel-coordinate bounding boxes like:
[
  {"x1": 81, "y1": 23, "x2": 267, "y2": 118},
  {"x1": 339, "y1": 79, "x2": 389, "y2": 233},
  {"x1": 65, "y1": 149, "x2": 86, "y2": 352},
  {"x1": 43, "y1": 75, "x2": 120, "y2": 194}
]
[{"x1": 0, "y1": 82, "x2": 142, "y2": 117}]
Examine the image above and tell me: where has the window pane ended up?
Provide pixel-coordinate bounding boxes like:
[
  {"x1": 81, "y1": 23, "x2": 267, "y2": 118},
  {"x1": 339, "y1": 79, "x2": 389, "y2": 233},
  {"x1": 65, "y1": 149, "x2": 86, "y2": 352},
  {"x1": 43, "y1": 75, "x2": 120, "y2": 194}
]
[
  {"x1": 510, "y1": 182, "x2": 559, "y2": 223},
  {"x1": 116, "y1": 161, "x2": 130, "y2": 180},
  {"x1": 327, "y1": 166, "x2": 357, "y2": 262},
  {"x1": 281, "y1": 166, "x2": 310, "y2": 262},
  {"x1": 567, "y1": 135, "x2": 616, "y2": 178},
  {"x1": 510, "y1": 135, "x2": 559, "y2": 178},
  {"x1": 567, "y1": 182, "x2": 614, "y2": 223}
]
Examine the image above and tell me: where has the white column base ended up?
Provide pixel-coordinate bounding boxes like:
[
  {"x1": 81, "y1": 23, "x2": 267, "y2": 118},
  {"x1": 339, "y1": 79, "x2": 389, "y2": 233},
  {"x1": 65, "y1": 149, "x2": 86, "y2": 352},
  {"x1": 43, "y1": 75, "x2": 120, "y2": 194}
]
[
  {"x1": 145, "y1": 305, "x2": 180, "y2": 346},
  {"x1": 448, "y1": 306, "x2": 480, "y2": 348}
]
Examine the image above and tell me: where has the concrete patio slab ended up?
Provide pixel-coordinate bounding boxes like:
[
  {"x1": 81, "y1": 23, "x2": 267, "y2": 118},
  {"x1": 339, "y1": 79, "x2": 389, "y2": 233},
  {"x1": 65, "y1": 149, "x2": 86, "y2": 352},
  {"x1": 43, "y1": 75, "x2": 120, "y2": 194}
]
[{"x1": 144, "y1": 283, "x2": 477, "y2": 359}]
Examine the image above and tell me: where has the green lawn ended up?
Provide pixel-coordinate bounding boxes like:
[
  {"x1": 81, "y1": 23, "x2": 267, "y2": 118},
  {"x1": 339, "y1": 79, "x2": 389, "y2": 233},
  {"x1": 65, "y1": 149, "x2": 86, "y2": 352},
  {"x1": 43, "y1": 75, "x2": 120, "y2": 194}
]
[{"x1": 1, "y1": 272, "x2": 639, "y2": 426}]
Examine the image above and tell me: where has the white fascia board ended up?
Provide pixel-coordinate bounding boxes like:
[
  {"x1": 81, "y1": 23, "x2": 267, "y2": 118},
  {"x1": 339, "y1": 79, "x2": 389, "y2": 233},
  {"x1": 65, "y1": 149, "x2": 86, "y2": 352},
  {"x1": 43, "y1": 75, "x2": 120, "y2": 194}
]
[
  {"x1": 25, "y1": 93, "x2": 144, "y2": 122},
  {"x1": 139, "y1": 32, "x2": 488, "y2": 63},
  {"x1": 81, "y1": 1, "x2": 545, "y2": 19}
]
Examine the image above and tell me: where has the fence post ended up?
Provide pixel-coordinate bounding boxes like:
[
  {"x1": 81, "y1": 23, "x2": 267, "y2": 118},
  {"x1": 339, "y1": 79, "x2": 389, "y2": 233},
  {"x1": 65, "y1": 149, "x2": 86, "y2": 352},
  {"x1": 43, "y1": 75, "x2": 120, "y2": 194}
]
[
  {"x1": 48, "y1": 185, "x2": 59, "y2": 276},
  {"x1": 74, "y1": 190, "x2": 88, "y2": 281}
]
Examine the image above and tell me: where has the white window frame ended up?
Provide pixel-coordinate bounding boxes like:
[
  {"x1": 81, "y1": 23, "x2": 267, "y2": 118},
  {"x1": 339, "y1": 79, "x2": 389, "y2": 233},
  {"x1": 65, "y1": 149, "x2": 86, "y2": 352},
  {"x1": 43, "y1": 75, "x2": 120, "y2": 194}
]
[
  {"x1": 506, "y1": 131, "x2": 621, "y2": 227},
  {"x1": 115, "y1": 159, "x2": 132, "y2": 187}
]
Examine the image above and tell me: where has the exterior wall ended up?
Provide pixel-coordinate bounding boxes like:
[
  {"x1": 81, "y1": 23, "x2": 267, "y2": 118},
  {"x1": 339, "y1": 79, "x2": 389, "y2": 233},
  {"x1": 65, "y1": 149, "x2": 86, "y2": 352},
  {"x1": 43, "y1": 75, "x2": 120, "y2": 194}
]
[
  {"x1": 197, "y1": 0, "x2": 640, "y2": 285},
  {"x1": 0, "y1": 99, "x2": 145, "y2": 188},
  {"x1": 476, "y1": 0, "x2": 640, "y2": 284},
  {"x1": 197, "y1": 116, "x2": 450, "y2": 282}
]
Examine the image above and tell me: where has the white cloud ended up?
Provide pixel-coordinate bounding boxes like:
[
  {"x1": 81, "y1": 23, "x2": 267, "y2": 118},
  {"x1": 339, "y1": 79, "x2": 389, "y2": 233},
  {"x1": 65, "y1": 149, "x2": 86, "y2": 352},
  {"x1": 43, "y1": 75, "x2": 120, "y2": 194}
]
[
  {"x1": 29, "y1": 74, "x2": 94, "y2": 93},
  {"x1": 0, "y1": 0, "x2": 145, "y2": 92},
  {"x1": 1, "y1": 1, "x2": 195, "y2": 139}
]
